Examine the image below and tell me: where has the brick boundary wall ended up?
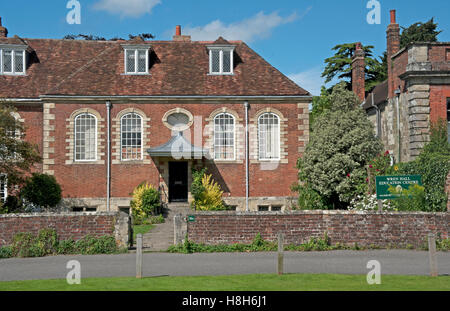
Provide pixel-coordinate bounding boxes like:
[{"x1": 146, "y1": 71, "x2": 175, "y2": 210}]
[
  {"x1": 186, "y1": 211, "x2": 449, "y2": 248},
  {"x1": 0, "y1": 212, "x2": 130, "y2": 248}
]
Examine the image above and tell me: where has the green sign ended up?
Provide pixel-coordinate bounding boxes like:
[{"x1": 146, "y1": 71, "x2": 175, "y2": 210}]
[
  {"x1": 188, "y1": 215, "x2": 196, "y2": 222},
  {"x1": 375, "y1": 175, "x2": 422, "y2": 199}
]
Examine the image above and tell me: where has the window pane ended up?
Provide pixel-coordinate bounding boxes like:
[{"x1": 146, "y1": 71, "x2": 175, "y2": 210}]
[
  {"x1": 137, "y1": 50, "x2": 147, "y2": 73},
  {"x1": 3, "y1": 50, "x2": 12, "y2": 72},
  {"x1": 14, "y1": 50, "x2": 24, "y2": 73},
  {"x1": 74, "y1": 114, "x2": 96, "y2": 161},
  {"x1": 214, "y1": 113, "x2": 234, "y2": 160},
  {"x1": 211, "y1": 50, "x2": 220, "y2": 73},
  {"x1": 126, "y1": 50, "x2": 135, "y2": 73},
  {"x1": 222, "y1": 50, "x2": 231, "y2": 73},
  {"x1": 259, "y1": 113, "x2": 280, "y2": 160},
  {"x1": 121, "y1": 113, "x2": 143, "y2": 160}
]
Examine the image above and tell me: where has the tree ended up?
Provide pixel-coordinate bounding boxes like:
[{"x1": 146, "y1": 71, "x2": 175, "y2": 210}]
[
  {"x1": 0, "y1": 104, "x2": 41, "y2": 187},
  {"x1": 310, "y1": 86, "x2": 331, "y2": 130},
  {"x1": 20, "y1": 173, "x2": 62, "y2": 209},
  {"x1": 321, "y1": 43, "x2": 385, "y2": 92},
  {"x1": 400, "y1": 18, "x2": 441, "y2": 49},
  {"x1": 296, "y1": 83, "x2": 382, "y2": 208}
]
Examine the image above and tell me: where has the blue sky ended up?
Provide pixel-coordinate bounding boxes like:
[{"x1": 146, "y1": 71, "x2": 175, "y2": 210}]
[{"x1": 0, "y1": 0, "x2": 449, "y2": 95}]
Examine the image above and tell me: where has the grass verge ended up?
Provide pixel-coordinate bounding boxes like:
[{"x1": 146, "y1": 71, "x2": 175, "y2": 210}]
[{"x1": 0, "y1": 273, "x2": 448, "y2": 291}]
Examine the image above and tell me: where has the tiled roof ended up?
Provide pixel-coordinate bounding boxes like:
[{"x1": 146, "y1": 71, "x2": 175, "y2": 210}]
[
  {"x1": 0, "y1": 37, "x2": 310, "y2": 98},
  {"x1": 362, "y1": 80, "x2": 388, "y2": 109}
]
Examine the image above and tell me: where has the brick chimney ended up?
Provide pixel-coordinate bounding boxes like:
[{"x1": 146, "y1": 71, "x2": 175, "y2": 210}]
[
  {"x1": 172, "y1": 25, "x2": 191, "y2": 42},
  {"x1": 0, "y1": 17, "x2": 8, "y2": 38},
  {"x1": 352, "y1": 42, "x2": 366, "y2": 102},
  {"x1": 387, "y1": 10, "x2": 400, "y2": 98}
]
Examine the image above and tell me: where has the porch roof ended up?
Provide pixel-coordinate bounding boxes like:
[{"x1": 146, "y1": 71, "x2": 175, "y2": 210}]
[{"x1": 146, "y1": 132, "x2": 209, "y2": 158}]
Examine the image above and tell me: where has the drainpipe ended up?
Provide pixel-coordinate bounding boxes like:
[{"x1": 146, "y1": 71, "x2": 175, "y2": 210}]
[
  {"x1": 244, "y1": 101, "x2": 249, "y2": 212},
  {"x1": 106, "y1": 101, "x2": 111, "y2": 212},
  {"x1": 394, "y1": 88, "x2": 401, "y2": 163}
]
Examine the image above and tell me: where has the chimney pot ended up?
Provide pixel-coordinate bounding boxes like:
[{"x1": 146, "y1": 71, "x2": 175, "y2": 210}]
[
  {"x1": 0, "y1": 17, "x2": 7, "y2": 38},
  {"x1": 356, "y1": 42, "x2": 362, "y2": 50},
  {"x1": 176, "y1": 25, "x2": 181, "y2": 36},
  {"x1": 390, "y1": 10, "x2": 396, "y2": 24}
]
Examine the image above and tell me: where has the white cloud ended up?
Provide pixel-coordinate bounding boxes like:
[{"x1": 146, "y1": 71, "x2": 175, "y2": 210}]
[
  {"x1": 182, "y1": 11, "x2": 300, "y2": 42},
  {"x1": 93, "y1": 0, "x2": 161, "y2": 18},
  {"x1": 288, "y1": 67, "x2": 325, "y2": 96}
]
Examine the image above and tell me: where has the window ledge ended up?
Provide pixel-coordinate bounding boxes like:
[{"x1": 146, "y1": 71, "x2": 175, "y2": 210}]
[
  {"x1": 208, "y1": 73, "x2": 234, "y2": 76},
  {"x1": 213, "y1": 160, "x2": 243, "y2": 164},
  {"x1": 121, "y1": 73, "x2": 151, "y2": 76}
]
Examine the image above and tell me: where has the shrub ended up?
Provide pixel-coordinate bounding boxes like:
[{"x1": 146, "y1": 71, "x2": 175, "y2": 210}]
[
  {"x1": 292, "y1": 181, "x2": 331, "y2": 210},
  {"x1": 1, "y1": 196, "x2": 22, "y2": 214},
  {"x1": 20, "y1": 173, "x2": 62, "y2": 209},
  {"x1": 349, "y1": 193, "x2": 394, "y2": 211},
  {"x1": 74, "y1": 235, "x2": 118, "y2": 255},
  {"x1": 130, "y1": 183, "x2": 161, "y2": 222},
  {"x1": 191, "y1": 168, "x2": 207, "y2": 204},
  {"x1": 11, "y1": 232, "x2": 41, "y2": 257},
  {"x1": 195, "y1": 174, "x2": 226, "y2": 211},
  {"x1": 36, "y1": 228, "x2": 59, "y2": 256},
  {"x1": 296, "y1": 83, "x2": 382, "y2": 208},
  {"x1": 388, "y1": 184, "x2": 426, "y2": 211},
  {"x1": 57, "y1": 239, "x2": 76, "y2": 255},
  {"x1": 0, "y1": 246, "x2": 12, "y2": 259}
]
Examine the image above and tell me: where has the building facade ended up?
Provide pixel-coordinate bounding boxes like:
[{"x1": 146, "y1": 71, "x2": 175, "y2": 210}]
[
  {"x1": 0, "y1": 20, "x2": 311, "y2": 211},
  {"x1": 354, "y1": 10, "x2": 450, "y2": 163}
]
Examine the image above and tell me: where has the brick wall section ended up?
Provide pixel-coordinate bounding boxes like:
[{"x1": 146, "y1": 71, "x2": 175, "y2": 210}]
[
  {"x1": 0, "y1": 212, "x2": 129, "y2": 248},
  {"x1": 187, "y1": 211, "x2": 449, "y2": 247}
]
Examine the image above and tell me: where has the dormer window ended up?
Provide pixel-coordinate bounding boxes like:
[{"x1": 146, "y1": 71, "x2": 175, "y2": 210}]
[
  {"x1": 122, "y1": 45, "x2": 151, "y2": 75},
  {"x1": 208, "y1": 46, "x2": 234, "y2": 75},
  {"x1": 0, "y1": 46, "x2": 26, "y2": 75}
]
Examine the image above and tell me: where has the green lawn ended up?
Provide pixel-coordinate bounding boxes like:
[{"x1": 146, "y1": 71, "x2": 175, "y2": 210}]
[
  {"x1": 132, "y1": 224, "x2": 154, "y2": 241},
  {"x1": 1, "y1": 274, "x2": 449, "y2": 291}
]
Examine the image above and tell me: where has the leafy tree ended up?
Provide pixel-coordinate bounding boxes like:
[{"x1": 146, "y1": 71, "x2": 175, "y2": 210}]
[
  {"x1": 321, "y1": 43, "x2": 385, "y2": 92},
  {"x1": 296, "y1": 83, "x2": 382, "y2": 208},
  {"x1": 0, "y1": 104, "x2": 41, "y2": 187},
  {"x1": 400, "y1": 18, "x2": 442, "y2": 48},
  {"x1": 310, "y1": 87, "x2": 331, "y2": 130},
  {"x1": 20, "y1": 173, "x2": 62, "y2": 209}
]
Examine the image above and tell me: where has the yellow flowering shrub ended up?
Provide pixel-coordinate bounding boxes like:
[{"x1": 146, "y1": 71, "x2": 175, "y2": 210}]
[
  {"x1": 130, "y1": 183, "x2": 160, "y2": 221},
  {"x1": 195, "y1": 174, "x2": 226, "y2": 211}
]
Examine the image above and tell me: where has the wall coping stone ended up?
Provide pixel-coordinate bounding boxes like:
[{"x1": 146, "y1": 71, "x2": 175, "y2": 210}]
[{"x1": 188, "y1": 210, "x2": 448, "y2": 216}]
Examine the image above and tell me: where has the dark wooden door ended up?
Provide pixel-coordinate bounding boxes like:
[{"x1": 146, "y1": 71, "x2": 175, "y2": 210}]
[{"x1": 169, "y1": 162, "x2": 188, "y2": 202}]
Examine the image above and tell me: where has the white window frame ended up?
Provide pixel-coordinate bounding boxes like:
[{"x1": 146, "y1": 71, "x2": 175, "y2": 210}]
[
  {"x1": 0, "y1": 174, "x2": 7, "y2": 203},
  {"x1": 120, "y1": 113, "x2": 144, "y2": 161},
  {"x1": 258, "y1": 113, "x2": 281, "y2": 161},
  {"x1": 208, "y1": 46, "x2": 234, "y2": 75},
  {"x1": 213, "y1": 113, "x2": 236, "y2": 161},
  {"x1": 74, "y1": 113, "x2": 98, "y2": 162},
  {"x1": 0, "y1": 45, "x2": 26, "y2": 76},
  {"x1": 123, "y1": 47, "x2": 150, "y2": 75}
]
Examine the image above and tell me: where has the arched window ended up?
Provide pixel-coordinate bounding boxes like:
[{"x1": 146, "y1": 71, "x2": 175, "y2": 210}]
[
  {"x1": 258, "y1": 113, "x2": 280, "y2": 160},
  {"x1": 74, "y1": 113, "x2": 97, "y2": 161},
  {"x1": 214, "y1": 113, "x2": 235, "y2": 160},
  {"x1": 121, "y1": 113, "x2": 143, "y2": 161}
]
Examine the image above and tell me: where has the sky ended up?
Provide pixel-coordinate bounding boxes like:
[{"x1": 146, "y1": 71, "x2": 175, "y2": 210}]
[{"x1": 0, "y1": 0, "x2": 449, "y2": 96}]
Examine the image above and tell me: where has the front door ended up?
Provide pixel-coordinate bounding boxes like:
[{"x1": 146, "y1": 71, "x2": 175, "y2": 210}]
[{"x1": 169, "y1": 162, "x2": 188, "y2": 202}]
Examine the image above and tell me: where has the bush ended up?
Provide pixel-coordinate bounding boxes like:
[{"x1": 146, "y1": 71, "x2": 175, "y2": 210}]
[
  {"x1": 20, "y1": 173, "x2": 62, "y2": 209},
  {"x1": 387, "y1": 120, "x2": 450, "y2": 212},
  {"x1": 36, "y1": 228, "x2": 59, "y2": 256},
  {"x1": 349, "y1": 193, "x2": 394, "y2": 211},
  {"x1": 0, "y1": 246, "x2": 12, "y2": 258},
  {"x1": 296, "y1": 83, "x2": 382, "y2": 209},
  {"x1": 194, "y1": 173, "x2": 227, "y2": 211},
  {"x1": 191, "y1": 168, "x2": 207, "y2": 204},
  {"x1": 130, "y1": 183, "x2": 161, "y2": 222},
  {"x1": 11, "y1": 232, "x2": 41, "y2": 257},
  {"x1": 74, "y1": 235, "x2": 118, "y2": 255},
  {"x1": 388, "y1": 184, "x2": 426, "y2": 211},
  {"x1": 1, "y1": 196, "x2": 22, "y2": 214},
  {"x1": 57, "y1": 239, "x2": 76, "y2": 255},
  {"x1": 292, "y1": 182, "x2": 331, "y2": 210}
]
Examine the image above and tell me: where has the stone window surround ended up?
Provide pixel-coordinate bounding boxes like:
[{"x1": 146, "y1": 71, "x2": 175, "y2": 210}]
[
  {"x1": 162, "y1": 107, "x2": 194, "y2": 131},
  {"x1": 250, "y1": 107, "x2": 288, "y2": 164},
  {"x1": 112, "y1": 107, "x2": 151, "y2": 165},
  {"x1": 205, "y1": 107, "x2": 243, "y2": 164},
  {"x1": 65, "y1": 108, "x2": 105, "y2": 165}
]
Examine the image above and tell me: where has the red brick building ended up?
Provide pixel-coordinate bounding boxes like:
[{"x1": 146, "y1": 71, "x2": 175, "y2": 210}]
[
  {"x1": 356, "y1": 10, "x2": 450, "y2": 162},
  {"x1": 0, "y1": 20, "x2": 311, "y2": 212}
]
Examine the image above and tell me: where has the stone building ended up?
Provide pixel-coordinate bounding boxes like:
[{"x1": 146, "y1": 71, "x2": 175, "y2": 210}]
[
  {"x1": 0, "y1": 19, "x2": 311, "y2": 212},
  {"x1": 354, "y1": 10, "x2": 450, "y2": 163}
]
